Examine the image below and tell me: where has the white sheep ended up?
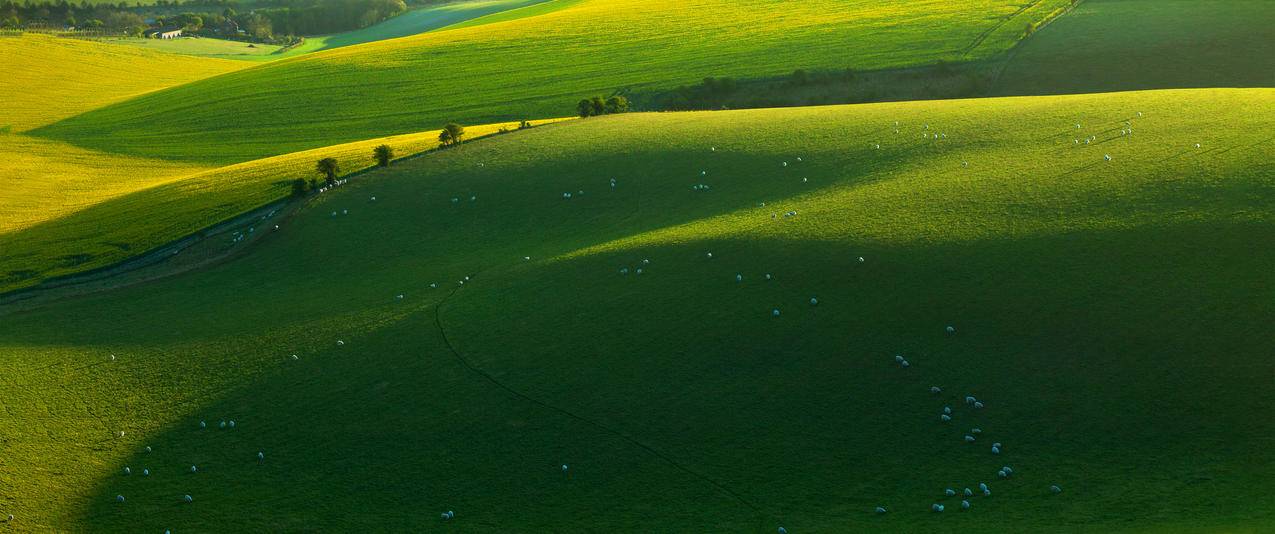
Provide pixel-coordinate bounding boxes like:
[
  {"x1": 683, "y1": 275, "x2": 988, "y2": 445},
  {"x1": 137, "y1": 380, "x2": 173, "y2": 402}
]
[
  {"x1": 961, "y1": 500, "x2": 970, "y2": 510},
  {"x1": 229, "y1": 420, "x2": 236, "y2": 428},
  {"x1": 945, "y1": 488, "x2": 955, "y2": 497},
  {"x1": 190, "y1": 465, "x2": 198, "y2": 473},
  {"x1": 1104, "y1": 154, "x2": 1112, "y2": 161},
  {"x1": 965, "y1": 396, "x2": 976, "y2": 405},
  {"x1": 200, "y1": 420, "x2": 207, "y2": 429},
  {"x1": 901, "y1": 360, "x2": 910, "y2": 368},
  {"x1": 782, "y1": 162, "x2": 788, "y2": 167},
  {"x1": 963, "y1": 488, "x2": 973, "y2": 496},
  {"x1": 945, "y1": 326, "x2": 955, "y2": 334},
  {"x1": 337, "y1": 340, "x2": 345, "y2": 346},
  {"x1": 965, "y1": 435, "x2": 976, "y2": 443},
  {"x1": 943, "y1": 406, "x2": 952, "y2": 415},
  {"x1": 706, "y1": 252, "x2": 713, "y2": 259},
  {"x1": 145, "y1": 446, "x2": 152, "y2": 453},
  {"x1": 772, "y1": 309, "x2": 781, "y2": 317},
  {"x1": 971, "y1": 428, "x2": 981, "y2": 434},
  {"x1": 895, "y1": 355, "x2": 905, "y2": 363},
  {"x1": 875, "y1": 506, "x2": 887, "y2": 514},
  {"x1": 930, "y1": 386, "x2": 941, "y2": 394},
  {"x1": 979, "y1": 482, "x2": 988, "y2": 492},
  {"x1": 562, "y1": 464, "x2": 569, "y2": 473},
  {"x1": 940, "y1": 414, "x2": 952, "y2": 422},
  {"x1": 123, "y1": 467, "x2": 131, "y2": 475},
  {"x1": 258, "y1": 452, "x2": 265, "y2": 461},
  {"x1": 1050, "y1": 485, "x2": 1062, "y2": 494},
  {"x1": 736, "y1": 274, "x2": 743, "y2": 282},
  {"x1": 184, "y1": 495, "x2": 193, "y2": 503},
  {"x1": 778, "y1": 528, "x2": 787, "y2": 534},
  {"x1": 809, "y1": 297, "x2": 818, "y2": 306},
  {"x1": 931, "y1": 503, "x2": 944, "y2": 512},
  {"x1": 1194, "y1": 143, "x2": 1201, "y2": 148},
  {"x1": 143, "y1": 469, "x2": 149, "y2": 476},
  {"x1": 116, "y1": 495, "x2": 124, "y2": 503},
  {"x1": 991, "y1": 446, "x2": 1001, "y2": 455},
  {"x1": 857, "y1": 257, "x2": 865, "y2": 263},
  {"x1": 974, "y1": 401, "x2": 984, "y2": 409},
  {"x1": 765, "y1": 273, "x2": 773, "y2": 280}
]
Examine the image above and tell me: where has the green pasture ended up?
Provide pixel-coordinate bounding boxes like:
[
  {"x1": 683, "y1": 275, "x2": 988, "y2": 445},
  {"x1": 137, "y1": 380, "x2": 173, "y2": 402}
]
[{"x1": 2, "y1": 89, "x2": 1272, "y2": 531}]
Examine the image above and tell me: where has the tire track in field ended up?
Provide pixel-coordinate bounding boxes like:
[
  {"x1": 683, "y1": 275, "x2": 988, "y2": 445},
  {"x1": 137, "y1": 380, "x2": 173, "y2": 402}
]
[
  {"x1": 427, "y1": 176, "x2": 763, "y2": 521},
  {"x1": 431, "y1": 283, "x2": 764, "y2": 519},
  {"x1": 961, "y1": 0, "x2": 1045, "y2": 58}
]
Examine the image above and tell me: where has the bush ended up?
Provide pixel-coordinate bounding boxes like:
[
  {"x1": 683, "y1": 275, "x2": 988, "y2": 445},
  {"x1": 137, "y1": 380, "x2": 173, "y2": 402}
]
[
  {"x1": 373, "y1": 144, "x2": 393, "y2": 167},
  {"x1": 439, "y1": 123, "x2": 465, "y2": 146},
  {"x1": 604, "y1": 95, "x2": 629, "y2": 114},
  {"x1": 290, "y1": 178, "x2": 309, "y2": 197}
]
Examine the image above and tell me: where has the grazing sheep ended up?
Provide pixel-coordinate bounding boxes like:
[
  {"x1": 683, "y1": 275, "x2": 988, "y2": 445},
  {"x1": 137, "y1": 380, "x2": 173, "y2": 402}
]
[
  {"x1": 110, "y1": 354, "x2": 116, "y2": 361},
  {"x1": 123, "y1": 467, "x2": 131, "y2": 475},
  {"x1": 430, "y1": 283, "x2": 437, "y2": 288},
  {"x1": 200, "y1": 421, "x2": 207, "y2": 429},
  {"x1": 945, "y1": 489, "x2": 956, "y2": 497},
  {"x1": 337, "y1": 340, "x2": 345, "y2": 346},
  {"x1": 979, "y1": 483, "x2": 988, "y2": 492},
  {"x1": 636, "y1": 268, "x2": 643, "y2": 275},
  {"x1": 983, "y1": 489, "x2": 991, "y2": 497},
  {"x1": 1002, "y1": 466, "x2": 1013, "y2": 475},
  {"x1": 620, "y1": 268, "x2": 629, "y2": 275},
  {"x1": 219, "y1": 421, "x2": 226, "y2": 429},
  {"x1": 7, "y1": 514, "x2": 13, "y2": 521},
  {"x1": 1104, "y1": 154, "x2": 1112, "y2": 161},
  {"x1": 931, "y1": 504, "x2": 944, "y2": 512},
  {"x1": 895, "y1": 355, "x2": 905, "y2": 363},
  {"x1": 562, "y1": 464, "x2": 569, "y2": 473},
  {"x1": 643, "y1": 259, "x2": 650, "y2": 265},
  {"x1": 258, "y1": 452, "x2": 265, "y2": 461},
  {"x1": 961, "y1": 500, "x2": 970, "y2": 510},
  {"x1": 998, "y1": 470, "x2": 1008, "y2": 478},
  {"x1": 1194, "y1": 143, "x2": 1201, "y2": 148},
  {"x1": 945, "y1": 326, "x2": 955, "y2": 334},
  {"x1": 964, "y1": 488, "x2": 973, "y2": 496},
  {"x1": 117, "y1": 430, "x2": 125, "y2": 437},
  {"x1": 706, "y1": 252, "x2": 713, "y2": 259},
  {"x1": 190, "y1": 465, "x2": 198, "y2": 473},
  {"x1": 116, "y1": 495, "x2": 125, "y2": 503},
  {"x1": 974, "y1": 402, "x2": 984, "y2": 409},
  {"x1": 930, "y1": 386, "x2": 941, "y2": 394},
  {"x1": 441, "y1": 513, "x2": 450, "y2": 520},
  {"x1": 184, "y1": 495, "x2": 193, "y2": 503},
  {"x1": 965, "y1": 435, "x2": 976, "y2": 443},
  {"x1": 736, "y1": 274, "x2": 743, "y2": 282},
  {"x1": 778, "y1": 528, "x2": 787, "y2": 534},
  {"x1": 991, "y1": 446, "x2": 1001, "y2": 455},
  {"x1": 965, "y1": 396, "x2": 976, "y2": 405},
  {"x1": 229, "y1": 420, "x2": 236, "y2": 428},
  {"x1": 857, "y1": 257, "x2": 865, "y2": 263},
  {"x1": 143, "y1": 469, "x2": 149, "y2": 476},
  {"x1": 1050, "y1": 485, "x2": 1062, "y2": 494},
  {"x1": 993, "y1": 442, "x2": 1002, "y2": 449},
  {"x1": 448, "y1": 511, "x2": 455, "y2": 519},
  {"x1": 875, "y1": 506, "x2": 887, "y2": 514},
  {"x1": 943, "y1": 406, "x2": 952, "y2": 415},
  {"x1": 809, "y1": 297, "x2": 818, "y2": 306},
  {"x1": 145, "y1": 446, "x2": 152, "y2": 453},
  {"x1": 802, "y1": 177, "x2": 808, "y2": 183},
  {"x1": 901, "y1": 360, "x2": 910, "y2": 368},
  {"x1": 971, "y1": 428, "x2": 982, "y2": 434},
  {"x1": 783, "y1": 162, "x2": 788, "y2": 167},
  {"x1": 940, "y1": 414, "x2": 952, "y2": 422},
  {"x1": 765, "y1": 274, "x2": 773, "y2": 280},
  {"x1": 772, "y1": 309, "x2": 781, "y2": 317}
]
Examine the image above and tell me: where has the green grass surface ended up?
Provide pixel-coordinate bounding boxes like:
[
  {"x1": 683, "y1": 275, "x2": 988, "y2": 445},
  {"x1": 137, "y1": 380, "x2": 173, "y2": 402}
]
[
  {"x1": 278, "y1": 0, "x2": 554, "y2": 57},
  {"x1": 103, "y1": 36, "x2": 284, "y2": 60},
  {"x1": 0, "y1": 119, "x2": 568, "y2": 294},
  {"x1": 31, "y1": 0, "x2": 1073, "y2": 163},
  {"x1": 2, "y1": 89, "x2": 1272, "y2": 531},
  {"x1": 993, "y1": 0, "x2": 1275, "y2": 95}
]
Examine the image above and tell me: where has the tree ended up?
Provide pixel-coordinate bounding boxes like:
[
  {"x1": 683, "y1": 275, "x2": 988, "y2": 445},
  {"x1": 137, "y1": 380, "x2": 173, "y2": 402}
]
[
  {"x1": 604, "y1": 95, "x2": 629, "y2": 114},
  {"x1": 590, "y1": 96, "x2": 606, "y2": 117},
  {"x1": 373, "y1": 144, "x2": 393, "y2": 167},
  {"x1": 576, "y1": 98, "x2": 593, "y2": 118},
  {"x1": 316, "y1": 157, "x2": 339, "y2": 186},
  {"x1": 438, "y1": 123, "x2": 465, "y2": 147},
  {"x1": 290, "y1": 178, "x2": 309, "y2": 197}
]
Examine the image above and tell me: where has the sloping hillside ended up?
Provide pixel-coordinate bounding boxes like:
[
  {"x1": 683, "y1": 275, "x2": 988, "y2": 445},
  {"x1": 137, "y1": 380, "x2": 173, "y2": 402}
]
[
  {"x1": 0, "y1": 33, "x2": 248, "y2": 132},
  {"x1": 32, "y1": 0, "x2": 1073, "y2": 163},
  {"x1": 2, "y1": 89, "x2": 1271, "y2": 531}
]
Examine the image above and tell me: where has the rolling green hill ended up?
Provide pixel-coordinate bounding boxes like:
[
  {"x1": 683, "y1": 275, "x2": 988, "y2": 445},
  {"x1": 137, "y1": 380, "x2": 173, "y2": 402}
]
[
  {"x1": 993, "y1": 0, "x2": 1275, "y2": 96},
  {"x1": 2, "y1": 88, "x2": 1271, "y2": 531},
  {"x1": 32, "y1": 0, "x2": 1073, "y2": 163}
]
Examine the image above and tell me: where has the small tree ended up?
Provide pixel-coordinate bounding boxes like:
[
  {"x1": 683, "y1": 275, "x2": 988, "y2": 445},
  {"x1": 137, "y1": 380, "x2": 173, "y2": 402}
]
[
  {"x1": 290, "y1": 178, "x2": 309, "y2": 197},
  {"x1": 577, "y1": 99, "x2": 593, "y2": 118},
  {"x1": 316, "y1": 157, "x2": 340, "y2": 186},
  {"x1": 439, "y1": 123, "x2": 465, "y2": 147},
  {"x1": 604, "y1": 95, "x2": 629, "y2": 114},
  {"x1": 589, "y1": 96, "x2": 606, "y2": 117},
  {"x1": 373, "y1": 144, "x2": 393, "y2": 167}
]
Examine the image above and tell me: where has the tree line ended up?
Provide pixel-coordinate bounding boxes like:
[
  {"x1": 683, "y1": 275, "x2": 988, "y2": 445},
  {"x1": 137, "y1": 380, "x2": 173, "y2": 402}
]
[{"x1": 1, "y1": 0, "x2": 407, "y2": 39}]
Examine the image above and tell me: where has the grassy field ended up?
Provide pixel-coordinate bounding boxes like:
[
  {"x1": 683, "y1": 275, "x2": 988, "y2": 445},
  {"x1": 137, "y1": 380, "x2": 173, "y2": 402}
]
[
  {"x1": 993, "y1": 0, "x2": 1275, "y2": 96},
  {"x1": 0, "y1": 33, "x2": 247, "y2": 132},
  {"x1": 31, "y1": 0, "x2": 1074, "y2": 163},
  {"x1": 103, "y1": 36, "x2": 284, "y2": 60},
  {"x1": 0, "y1": 119, "x2": 569, "y2": 294},
  {"x1": 1, "y1": 89, "x2": 1272, "y2": 531}
]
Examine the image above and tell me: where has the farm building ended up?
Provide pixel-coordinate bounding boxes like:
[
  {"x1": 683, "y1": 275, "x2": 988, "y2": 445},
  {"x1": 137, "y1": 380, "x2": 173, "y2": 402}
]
[{"x1": 145, "y1": 28, "x2": 182, "y2": 39}]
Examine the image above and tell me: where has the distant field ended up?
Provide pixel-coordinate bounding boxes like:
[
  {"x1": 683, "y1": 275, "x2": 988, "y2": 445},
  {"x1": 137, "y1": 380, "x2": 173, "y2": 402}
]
[
  {"x1": 0, "y1": 119, "x2": 569, "y2": 293},
  {"x1": 277, "y1": 0, "x2": 554, "y2": 58},
  {"x1": 1, "y1": 89, "x2": 1271, "y2": 531},
  {"x1": 104, "y1": 36, "x2": 284, "y2": 60},
  {"x1": 32, "y1": 0, "x2": 1073, "y2": 163},
  {"x1": 0, "y1": 33, "x2": 247, "y2": 131},
  {"x1": 994, "y1": 0, "x2": 1275, "y2": 95}
]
